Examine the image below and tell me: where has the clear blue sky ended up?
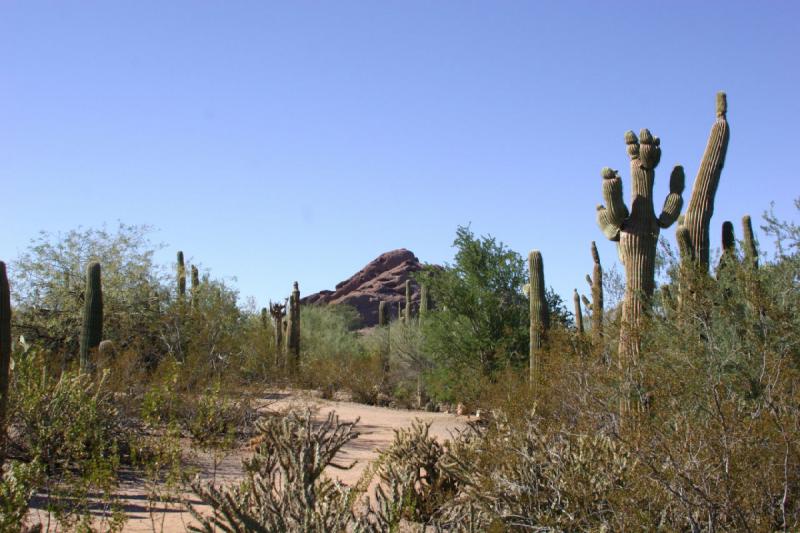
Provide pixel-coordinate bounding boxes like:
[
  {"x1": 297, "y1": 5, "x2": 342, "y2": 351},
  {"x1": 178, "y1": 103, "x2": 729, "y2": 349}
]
[{"x1": 2, "y1": 1, "x2": 798, "y2": 308}]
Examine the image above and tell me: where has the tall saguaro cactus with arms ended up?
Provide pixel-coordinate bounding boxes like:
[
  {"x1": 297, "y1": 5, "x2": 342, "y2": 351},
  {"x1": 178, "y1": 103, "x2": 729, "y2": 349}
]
[{"x1": 596, "y1": 128, "x2": 685, "y2": 364}]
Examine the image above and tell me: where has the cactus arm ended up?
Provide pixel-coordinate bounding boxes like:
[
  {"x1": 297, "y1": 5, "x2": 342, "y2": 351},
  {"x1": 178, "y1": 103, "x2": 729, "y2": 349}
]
[
  {"x1": 676, "y1": 225, "x2": 694, "y2": 263},
  {"x1": 581, "y1": 294, "x2": 591, "y2": 309},
  {"x1": 657, "y1": 165, "x2": 685, "y2": 228},
  {"x1": 596, "y1": 206, "x2": 621, "y2": 241},
  {"x1": 596, "y1": 164, "x2": 630, "y2": 243}
]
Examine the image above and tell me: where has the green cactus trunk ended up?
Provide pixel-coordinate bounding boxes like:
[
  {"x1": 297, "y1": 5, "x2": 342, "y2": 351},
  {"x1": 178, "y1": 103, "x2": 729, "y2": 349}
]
[
  {"x1": 589, "y1": 242, "x2": 603, "y2": 348},
  {"x1": 528, "y1": 250, "x2": 548, "y2": 389},
  {"x1": 378, "y1": 300, "x2": 387, "y2": 327},
  {"x1": 79, "y1": 262, "x2": 103, "y2": 373},
  {"x1": 269, "y1": 302, "x2": 286, "y2": 368},
  {"x1": 286, "y1": 282, "x2": 301, "y2": 370},
  {"x1": 573, "y1": 289, "x2": 584, "y2": 334},
  {"x1": 177, "y1": 251, "x2": 186, "y2": 298},
  {"x1": 0, "y1": 262, "x2": 11, "y2": 468},
  {"x1": 404, "y1": 280, "x2": 412, "y2": 322},
  {"x1": 191, "y1": 265, "x2": 200, "y2": 290},
  {"x1": 742, "y1": 215, "x2": 759, "y2": 270},
  {"x1": 678, "y1": 93, "x2": 730, "y2": 269},
  {"x1": 419, "y1": 283, "x2": 428, "y2": 319}
]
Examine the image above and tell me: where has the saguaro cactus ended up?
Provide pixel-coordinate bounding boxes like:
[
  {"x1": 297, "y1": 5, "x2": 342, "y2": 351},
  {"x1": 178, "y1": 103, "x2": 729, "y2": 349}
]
[
  {"x1": 404, "y1": 280, "x2": 412, "y2": 322},
  {"x1": 378, "y1": 300, "x2": 388, "y2": 327},
  {"x1": 286, "y1": 282, "x2": 301, "y2": 369},
  {"x1": 677, "y1": 92, "x2": 730, "y2": 269},
  {"x1": 79, "y1": 262, "x2": 103, "y2": 373},
  {"x1": 419, "y1": 283, "x2": 429, "y2": 319},
  {"x1": 177, "y1": 251, "x2": 186, "y2": 298},
  {"x1": 596, "y1": 128, "x2": 685, "y2": 363},
  {"x1": 742, "y1": 215, "x2": 759, "y2": 269},
  {"x1": 191, "y1": 265, "x2": 200, "y2": 291},
  {"x1": 269, "y1": 302, "x2": 286, "y2": 360},
  {"x1": 0, "y1": 262, "x2": 11, "y2": 467},
  {"x1": 528, "y1": 250, "x2": 548, "y2": 387},
  {"x1": 582, "y1": 242, "x2": 604, "y2": 348},
  {"x1": 573, "y1": 289, "x2": 584, "y2": 334}
]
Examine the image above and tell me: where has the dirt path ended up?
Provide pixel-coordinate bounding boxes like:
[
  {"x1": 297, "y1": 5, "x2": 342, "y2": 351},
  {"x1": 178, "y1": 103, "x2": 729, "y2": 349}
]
[{"x1": 29, "y1": 392, "x2": 468, "y2": 532}]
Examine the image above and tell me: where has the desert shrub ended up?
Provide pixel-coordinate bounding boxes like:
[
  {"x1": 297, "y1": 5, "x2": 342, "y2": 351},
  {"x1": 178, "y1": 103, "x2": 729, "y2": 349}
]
[
  {"x1": 189, "y1": 409, "x2": 357, "y2": 532},
  {"x1": 0, "y1": 460, "x2": 42, "y2": 532},
  {"x1": 8, "y1": 346, "x2": 128, "y2": 530},
  {"x1": 298, "y1": 305, "x2": 367, "y2": 395}
]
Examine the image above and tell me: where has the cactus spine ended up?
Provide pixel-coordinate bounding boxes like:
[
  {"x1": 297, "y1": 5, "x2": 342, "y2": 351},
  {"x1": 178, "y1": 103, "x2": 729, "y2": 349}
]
[
  {"x1": 677, "y1": 92, "x2": 730, "y2": 269},
  {"x1": 79, "y1": 262, "x2": 103, "y2": 373},
  {"x1": 404, "y1": 280, "x2": 412, "y2": 322},
  {"x1": 378, "y1": 300, "x2": 387, "y2": 327},
  {"x1": 528, "y1": 251, "x2": 548, "y2": 388},
  {"x1": 742, "y1": 215, "x2": 759, "y2": 269},
  {"x1": 0, "y1": 262, "x2": 11, "y2": 467},
  {"x1": 596, "y1": 126, "x2": 685, "y2": 365},
  {"x1": 286, "y1": 282, "x2": 301, "y2": 369},
  {"x1": 573, "y1": 289, "x2": 584, "y2": 334},
  {"x1": 177, "y1": 251, "x2": 186, "y2": 298}
]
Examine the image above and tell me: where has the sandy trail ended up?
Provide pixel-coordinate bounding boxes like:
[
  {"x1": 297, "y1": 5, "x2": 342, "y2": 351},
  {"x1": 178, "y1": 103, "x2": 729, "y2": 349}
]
[{"x1": 28, "y1": 392, "x2": 468, "y2": 532}]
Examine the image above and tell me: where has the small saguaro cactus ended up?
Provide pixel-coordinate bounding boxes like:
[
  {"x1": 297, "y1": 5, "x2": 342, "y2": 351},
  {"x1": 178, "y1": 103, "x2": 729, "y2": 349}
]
[
  {"x1": 404, "y1": 280, "x2": 412, "y2": 322},
  {"x1": 677, "y1": 92, "x2": 731, "y2": 269},
  {"x1": 79, "y1": 262, "x2": 103, "y2": 373},
  {"x1": 596, "y1": 126, "x2": 685, "y2": 364},
  {"x1": 286, "y1": 282, "x2": 301, "y2": 369},
  {"x1": 528, "y1": 250, "x2": 548, "y2": 388},
  {"x1": 742, "y1": 215, "x2": 759, "y2": 269},
  {"x1": 177, "y1": 251, "x2": 186, "y2": 298},
  {"x1": 573, "y1": 289, "x2": 584, "y2": 334},
  {"x1": 397, "y1": 301, "x2": 403, "y2": 323},
  {"x1": 191, "y1": 265, "x2": 200, "y2": 291},
  {"x1": 0, "y1": 262, "x2": 11, "y2": 467},
  {"x1": 269, "y1": 302, "x2": 286, "y2": 359},
  {"x1": 419, "y1": 283, "x2": 429, "y2": 319},
  {"x1": 582, "y1": 241, "x2": 604, "y2": 348},
  {"x1": 378, "y1": 300, "x2": 388, "y2": 327}
]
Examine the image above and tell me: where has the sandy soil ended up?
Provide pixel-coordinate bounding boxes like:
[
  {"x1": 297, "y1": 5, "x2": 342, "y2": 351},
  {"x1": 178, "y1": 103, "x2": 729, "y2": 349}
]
[{"x1": 27, "y1": 391, "x2": 468, "y2": 532}]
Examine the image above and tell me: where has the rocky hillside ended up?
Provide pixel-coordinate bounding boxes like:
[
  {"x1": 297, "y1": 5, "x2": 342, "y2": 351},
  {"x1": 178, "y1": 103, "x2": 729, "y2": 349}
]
[{"x1": 301, "y1": 249, "x2": 422, "y2": 327}]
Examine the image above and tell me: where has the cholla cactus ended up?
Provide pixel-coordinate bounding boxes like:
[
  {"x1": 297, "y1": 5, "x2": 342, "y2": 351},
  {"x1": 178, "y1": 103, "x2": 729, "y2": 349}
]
[
  {"x1": 177, "y1": 251, "x2": 186, "y2": 298},
  {"x1": 677, "y1": 93, "x2": 730, "y2": 269},
  {"x1": 528, "y1": 250, "x2": 548, "y2": 388},
  {"x1": 189, "y1": 410, "x2": 358, "y2": 532},
  {"x1": 742, "y1": 215, "x2": 759, "y2": 269},
  {"x1": 0, "y1": 262, "x2": 10, "y2": 467},
  {"x1": 79, "y1": 262, "x2": 103, "y2": 373},
  {"x1": 596, "y1": 127, "x2": 685, "y2": 364}
]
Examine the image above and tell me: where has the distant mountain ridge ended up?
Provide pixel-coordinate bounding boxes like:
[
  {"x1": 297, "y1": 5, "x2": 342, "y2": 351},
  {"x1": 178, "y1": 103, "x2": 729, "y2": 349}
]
[{"x1": 301, "y1": 248, "x2": 422, "y2": 327}]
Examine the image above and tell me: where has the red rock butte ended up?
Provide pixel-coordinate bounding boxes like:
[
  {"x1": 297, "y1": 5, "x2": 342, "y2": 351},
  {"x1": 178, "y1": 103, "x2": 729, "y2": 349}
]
[{"x1": 301, "y1": 248, "x2": 423, "y2": 327}]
